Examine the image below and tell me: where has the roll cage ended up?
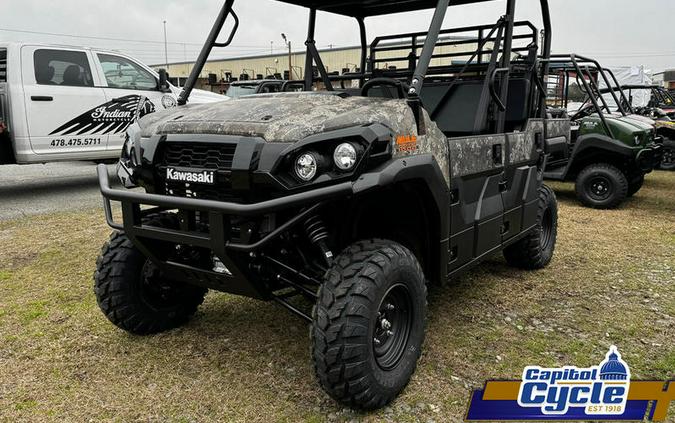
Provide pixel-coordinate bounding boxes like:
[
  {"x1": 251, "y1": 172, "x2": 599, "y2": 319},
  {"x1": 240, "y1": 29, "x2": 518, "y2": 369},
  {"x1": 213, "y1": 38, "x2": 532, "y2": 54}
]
[
  {"x1": 601, "y1": 84, "x2": 675, "y2": 111},
  {"x1": 544, "y1": 54, "x2": 634, "y2": 140},
  {"x1": 178, "y1": 0, "x2": 553, "y2": 134}
]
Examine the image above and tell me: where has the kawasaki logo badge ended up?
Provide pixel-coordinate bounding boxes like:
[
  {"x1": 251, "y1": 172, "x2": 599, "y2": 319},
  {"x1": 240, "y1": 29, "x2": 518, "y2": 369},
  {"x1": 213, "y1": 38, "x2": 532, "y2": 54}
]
[{"x1": 166, "y1": 168, "x2": 215, "y2": 185}]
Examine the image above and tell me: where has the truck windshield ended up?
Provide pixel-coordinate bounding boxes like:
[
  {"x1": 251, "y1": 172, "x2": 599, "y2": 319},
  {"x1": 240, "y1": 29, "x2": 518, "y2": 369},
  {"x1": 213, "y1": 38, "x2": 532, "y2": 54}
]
[{"x1": 226, "y1": 84, "x2": 258, "y2": 98}]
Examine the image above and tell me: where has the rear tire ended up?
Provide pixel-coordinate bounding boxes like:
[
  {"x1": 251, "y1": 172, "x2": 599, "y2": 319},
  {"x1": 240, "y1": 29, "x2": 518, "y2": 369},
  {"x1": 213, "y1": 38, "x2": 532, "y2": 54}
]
[
  {"x1": 575, "y1": 163, "x2": 628, "y2": 209},
  {"x1": 94, "y1": 213, "x2": 207, "y2": 335},
  {"x1": 503, "y1": 184, "x2": 557, "y2": 270},
  {"x1": 627, "y1": 173, "x2": 645, "y2": 198},
  {"x1": 311, "y1": 240, "x2": 427, "y2": 410}
]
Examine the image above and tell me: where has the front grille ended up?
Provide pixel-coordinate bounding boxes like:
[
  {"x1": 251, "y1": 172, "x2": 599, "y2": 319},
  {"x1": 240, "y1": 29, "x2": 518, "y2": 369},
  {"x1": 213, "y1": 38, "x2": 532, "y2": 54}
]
[
  {"x1": 161, "y1": 142, "x2": 236, "y2": 170},
  {"x1": 156, "y1": 142, "x2": 241, "y2": 202}
]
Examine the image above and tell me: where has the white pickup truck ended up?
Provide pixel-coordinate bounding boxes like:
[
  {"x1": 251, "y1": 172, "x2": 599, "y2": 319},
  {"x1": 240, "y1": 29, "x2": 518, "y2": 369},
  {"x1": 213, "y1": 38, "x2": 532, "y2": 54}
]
[{"x1": 0, "y1": 42, "x2": 224, "y2": 164}]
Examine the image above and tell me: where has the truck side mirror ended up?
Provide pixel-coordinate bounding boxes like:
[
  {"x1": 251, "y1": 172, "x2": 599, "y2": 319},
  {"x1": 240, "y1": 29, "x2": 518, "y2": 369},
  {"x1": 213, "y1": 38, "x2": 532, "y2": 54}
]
[{"x1": 158, "y1": 69, "x2": 171, "y2": 93}]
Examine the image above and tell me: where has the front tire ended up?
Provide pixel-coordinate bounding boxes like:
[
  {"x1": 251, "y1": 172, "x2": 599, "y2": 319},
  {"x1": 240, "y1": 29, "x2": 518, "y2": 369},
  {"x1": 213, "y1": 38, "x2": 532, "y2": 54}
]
[
  {"x1": 503, "y1": 184, "x2": 558, "y2": 270},
  {"x1": 94, "y1": 214, "x2": 207, "y2": 335},
  {"x1": 575, "y1": 163, "x2": 628, "y2": 209},
  {"x1": 311, "y1": 240, "x2": 427, "y2": 410}
]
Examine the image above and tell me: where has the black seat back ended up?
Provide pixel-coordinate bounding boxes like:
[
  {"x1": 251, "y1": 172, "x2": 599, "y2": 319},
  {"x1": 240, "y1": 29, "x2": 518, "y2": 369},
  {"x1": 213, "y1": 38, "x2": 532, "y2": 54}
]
[
  {"x1": 420, "y1": 80, "x2": 485, "y2": 135},
  {"x1": 421, "y1": 76, "x2": 533, "y2": 135},
  {"x1": 505, "y1": 77, "x2": 531, "y2": 130}
]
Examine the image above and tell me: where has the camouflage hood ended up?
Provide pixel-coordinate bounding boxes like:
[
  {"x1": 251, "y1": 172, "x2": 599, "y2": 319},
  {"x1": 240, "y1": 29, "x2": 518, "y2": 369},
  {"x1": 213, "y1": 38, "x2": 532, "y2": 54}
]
[{"x1": 137, "y1": 92, "x2": 412, "y2": 142}]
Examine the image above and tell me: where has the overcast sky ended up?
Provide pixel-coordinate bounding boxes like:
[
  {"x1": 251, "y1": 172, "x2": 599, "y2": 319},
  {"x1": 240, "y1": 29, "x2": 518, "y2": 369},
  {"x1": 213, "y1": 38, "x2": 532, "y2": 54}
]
[{"x1": 2, "y1": 0, "x2": 675, "y2": 72}]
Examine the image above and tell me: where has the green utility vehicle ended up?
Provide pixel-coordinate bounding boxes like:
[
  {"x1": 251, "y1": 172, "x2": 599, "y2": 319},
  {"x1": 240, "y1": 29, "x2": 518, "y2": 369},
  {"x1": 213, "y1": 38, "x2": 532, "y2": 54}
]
[
  {"x1": 598, "y1": 81, "x2": 675, "y2": 170},
  {"x1": 94, "y1": 0, "x2": 560, "y2": 409},
  {"x1": 543, "y1": 55, "x2": 663, "y2": 208}
]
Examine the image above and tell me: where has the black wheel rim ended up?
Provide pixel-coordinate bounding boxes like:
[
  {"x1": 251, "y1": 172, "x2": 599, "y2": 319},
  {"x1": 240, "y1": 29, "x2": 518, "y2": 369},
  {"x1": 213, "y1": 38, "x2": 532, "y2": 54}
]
[
  {"x1": 540, "y1": 208, "x2": 553, "y2": 250},
  {"x1": 139, "y1": 260, "x2": 185, "y2": 311},
  {"x1": 586, "y1": 175, "x2": 613, "y2": 201},
  {"x1": 663, "y1": 148, "x2": 675, "y2": 168},
  {"x1": 373, "y1": 284, "x2": 413, "y2": 371}
]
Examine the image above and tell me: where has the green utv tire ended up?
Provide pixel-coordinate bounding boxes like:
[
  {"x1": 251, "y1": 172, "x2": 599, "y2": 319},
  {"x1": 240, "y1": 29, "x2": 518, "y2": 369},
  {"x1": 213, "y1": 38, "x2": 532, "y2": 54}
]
[
  {"x1": 94, "y1": 213, "x2": 207, "y2": 335},
  {"x1": 503, "y1": 184, "x2": 557, "y2": 270},
  {"x1": 575, "y1": 163, "x2": 628, "y2": 209},
  {"x1": 659, "y1": 145, "x2": 675, "y2": 170},
  {"x1": 311, "y1": 240, "x2": 427, "y2": 410}
]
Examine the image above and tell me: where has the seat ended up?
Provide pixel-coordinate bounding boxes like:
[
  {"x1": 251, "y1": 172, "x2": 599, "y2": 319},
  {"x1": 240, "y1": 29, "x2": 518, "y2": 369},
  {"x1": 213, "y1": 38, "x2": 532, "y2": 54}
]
[
  {"x1": 36, "y1": 65, "x2": 56, "y2": 85},
  {"x1": 504, "y1": 77, "x2": 531, "y2": 131},
  {"x1": 420, "y1": 76, "x2": 533, "y2": 135},
  {"x1": 421, "y1": 80, "x2": 485, "y2": 135},
  {"x1": 62, "y1": 65, "x2": 84, "y2": 86}
]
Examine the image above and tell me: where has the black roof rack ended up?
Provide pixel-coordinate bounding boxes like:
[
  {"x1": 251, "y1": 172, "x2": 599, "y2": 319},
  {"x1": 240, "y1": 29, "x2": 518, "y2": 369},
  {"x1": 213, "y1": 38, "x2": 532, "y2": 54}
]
[{"x1": 276, "y1": 0, "x2": 494, "y2": 17}]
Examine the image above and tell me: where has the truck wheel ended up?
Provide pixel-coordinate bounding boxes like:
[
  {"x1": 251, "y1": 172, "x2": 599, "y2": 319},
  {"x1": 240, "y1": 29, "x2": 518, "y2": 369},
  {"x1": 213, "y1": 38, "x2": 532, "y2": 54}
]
[
  {"x1": 575, "y1": 163, "x2": 628, "y2": 209},
  {"x1": 627, "y1": 173, "x2": 645, "y2": 198},
  {"x1": 660, "y1": 146, "x2": 675, "y2": 170},
  {"x1": 311, "y1": 240, "x2": 427, "y2": 410},
  {"x1": 94, "y1": 214, "x2": 207, "y2": 335},
  {"x1": 503, "y1": 184, "x2": 557, "y2": 270}
]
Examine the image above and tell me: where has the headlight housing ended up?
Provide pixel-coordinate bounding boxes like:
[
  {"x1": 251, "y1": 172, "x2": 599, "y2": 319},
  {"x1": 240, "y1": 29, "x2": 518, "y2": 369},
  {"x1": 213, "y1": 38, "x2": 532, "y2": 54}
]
[
  {"x1": 333, "y1": 143, "x2": 358, "y2": 171},
  {"x1": 295, "y1": 153, "x2": 318, "y2": 181}
]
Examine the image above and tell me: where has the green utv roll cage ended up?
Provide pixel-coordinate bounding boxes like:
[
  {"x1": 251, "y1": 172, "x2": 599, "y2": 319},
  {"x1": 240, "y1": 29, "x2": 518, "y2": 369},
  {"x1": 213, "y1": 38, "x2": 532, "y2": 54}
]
[
  {"x1": 544, "y1": 54, "x2": 635, "y2": 139},
  {"x1": 178, "y1": 0, "x2": 553, "y2": 133}
]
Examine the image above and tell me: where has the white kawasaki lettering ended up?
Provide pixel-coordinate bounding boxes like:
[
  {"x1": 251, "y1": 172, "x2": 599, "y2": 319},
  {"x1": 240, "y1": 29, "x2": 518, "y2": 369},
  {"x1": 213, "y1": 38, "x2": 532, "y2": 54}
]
[{"x1": 166, "y1": 168, "x2": 215, "y2": 184}]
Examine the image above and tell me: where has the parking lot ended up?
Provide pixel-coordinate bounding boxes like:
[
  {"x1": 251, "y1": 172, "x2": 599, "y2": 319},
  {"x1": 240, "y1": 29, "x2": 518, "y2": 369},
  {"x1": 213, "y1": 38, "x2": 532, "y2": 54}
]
[
  {"x1": 0, "y1": 171, "x2": 672, "y2": 422},
  {"x1": 0, "y1": 163, "x2": 115, "y2": 221}
]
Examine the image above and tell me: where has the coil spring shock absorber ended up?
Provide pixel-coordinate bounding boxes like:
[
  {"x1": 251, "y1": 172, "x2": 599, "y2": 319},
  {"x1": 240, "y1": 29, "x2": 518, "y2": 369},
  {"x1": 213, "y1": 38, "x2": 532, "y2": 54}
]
[{"x1": 304, "y1": 215, "x2": 333, "y2": 266}]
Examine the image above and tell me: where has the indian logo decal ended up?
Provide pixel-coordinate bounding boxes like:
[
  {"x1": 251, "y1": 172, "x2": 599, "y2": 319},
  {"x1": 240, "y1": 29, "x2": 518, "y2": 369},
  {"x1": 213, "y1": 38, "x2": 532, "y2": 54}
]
[{"x1": 49, "y1": 95, "x2": 155, "y2": 136}]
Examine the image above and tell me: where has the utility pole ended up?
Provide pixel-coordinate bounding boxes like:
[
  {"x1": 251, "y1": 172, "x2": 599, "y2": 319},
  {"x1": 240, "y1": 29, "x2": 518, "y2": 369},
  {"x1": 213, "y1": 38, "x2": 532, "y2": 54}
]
[
  {"x1": 163, "y1": 20, "x2": 169, "y2": 70},
  {"x1": 282, "y1": 33, "x2": 292, "y2": 80},
  {"x1": 271, "y1": 41, "x2": 274, "y2": 56}
]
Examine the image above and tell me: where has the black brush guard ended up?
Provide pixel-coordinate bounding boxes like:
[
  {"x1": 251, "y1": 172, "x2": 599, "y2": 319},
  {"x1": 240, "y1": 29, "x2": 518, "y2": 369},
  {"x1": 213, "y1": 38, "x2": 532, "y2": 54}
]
[{"x1": 98, "y1": 164, "x2": 352, "y2": 303}]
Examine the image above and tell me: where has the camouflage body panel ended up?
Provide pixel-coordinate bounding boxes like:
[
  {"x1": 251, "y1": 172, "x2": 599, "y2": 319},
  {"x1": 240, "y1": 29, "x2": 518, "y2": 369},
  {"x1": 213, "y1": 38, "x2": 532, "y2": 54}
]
[
  {"x1": 139, "y1": 92, "x2": 410, "y2": 142},
  {"x1": 447, "y1": 134, "x2": 504, "y2": 178},
  {"x1": 509, "y1": 119, "x2": 544, "y2": 165},
  {"x1": 446, "y1": 119, "x2": 546, "y2": 178},
  {"x1": 546, "y1": 118, "x2": 571, "y2": 141},
  {"x1": 390, "y1": 109, "x2": 450, "y2": 187},
  {"x1": 138, "y1": 91, "x2": 452, "y2": 187}
]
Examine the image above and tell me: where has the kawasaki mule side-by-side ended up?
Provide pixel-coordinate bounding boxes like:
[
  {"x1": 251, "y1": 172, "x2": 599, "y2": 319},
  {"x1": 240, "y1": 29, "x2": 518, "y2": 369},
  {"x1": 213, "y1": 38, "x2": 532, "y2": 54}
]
[
  {"x1": 599, "y1": 82, "x2": 675, "y2": 171},
  {"x1": 94, "y1": 0, "x2": 560, "y2": 409},
  {"x1": 543, "y1": 55, "x2": 662, "y2": 209}
]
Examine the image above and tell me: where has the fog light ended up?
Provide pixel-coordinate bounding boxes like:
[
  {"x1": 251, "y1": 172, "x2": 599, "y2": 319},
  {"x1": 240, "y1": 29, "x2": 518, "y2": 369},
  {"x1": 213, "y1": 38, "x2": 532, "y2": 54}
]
[
  {"x1": 333, "y1": 143, "x2": 357, "y2": 171},
  {"x1": 295, "y1": 153, "x2": 318, "y2": 181}
]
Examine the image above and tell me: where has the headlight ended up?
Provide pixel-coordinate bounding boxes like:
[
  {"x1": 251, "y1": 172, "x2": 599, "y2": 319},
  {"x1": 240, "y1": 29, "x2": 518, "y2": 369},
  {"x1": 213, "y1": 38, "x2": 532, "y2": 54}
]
[
  {"x1": 333, "y1": 143, "x2": 357, "y2": 171},
  {"x1": 295, "y1": 153, "x2": 318, "y2": 181},
  {"x1": 634, "y1": 135, "x2": 641, "y2": 146}
]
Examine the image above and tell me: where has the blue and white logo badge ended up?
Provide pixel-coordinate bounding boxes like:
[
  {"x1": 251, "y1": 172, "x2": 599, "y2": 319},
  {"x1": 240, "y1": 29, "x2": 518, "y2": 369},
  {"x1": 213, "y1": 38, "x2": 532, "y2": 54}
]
[{"x1": 517, "y1": 346, "x2": 630, "y2": 416}]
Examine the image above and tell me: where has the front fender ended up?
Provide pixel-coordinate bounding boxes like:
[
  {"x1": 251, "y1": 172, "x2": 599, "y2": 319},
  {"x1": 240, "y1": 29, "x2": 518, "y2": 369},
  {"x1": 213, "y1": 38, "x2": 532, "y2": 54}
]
[
  {"x1": 572, "y1": 134, "x2": 637, "y2": 160},
  {"x1": 353, "y1": 154, "x2": 450, "y2": 237}
]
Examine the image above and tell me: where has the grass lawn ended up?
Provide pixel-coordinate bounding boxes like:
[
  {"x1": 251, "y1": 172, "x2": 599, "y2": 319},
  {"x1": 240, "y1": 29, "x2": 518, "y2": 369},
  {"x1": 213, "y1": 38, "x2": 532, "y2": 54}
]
[{"x1": 0, "y1": 171, "x2": 673, "y2": 422}]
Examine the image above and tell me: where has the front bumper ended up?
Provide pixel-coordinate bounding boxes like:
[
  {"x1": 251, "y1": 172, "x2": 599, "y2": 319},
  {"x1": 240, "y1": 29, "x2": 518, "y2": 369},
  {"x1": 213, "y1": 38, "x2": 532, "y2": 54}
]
[
  {"x1": 636, "y1": 143, "x2": 664, "y2": 172},
  {"x1": 98, "y1": 164, "x2": 353, "y2": 299}
]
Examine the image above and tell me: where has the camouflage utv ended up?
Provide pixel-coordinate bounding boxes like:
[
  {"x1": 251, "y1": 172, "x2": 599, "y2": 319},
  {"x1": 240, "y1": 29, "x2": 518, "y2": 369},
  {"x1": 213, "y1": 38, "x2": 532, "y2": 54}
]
[{"x1": 95, "y1": 0, "x2": 559, "y2": 409}]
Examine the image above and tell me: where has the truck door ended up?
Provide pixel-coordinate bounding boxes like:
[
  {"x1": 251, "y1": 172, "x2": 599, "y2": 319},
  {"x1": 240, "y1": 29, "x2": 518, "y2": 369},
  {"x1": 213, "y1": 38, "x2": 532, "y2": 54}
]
[
  {"x1": 93, "y1": 52, "x2": 171, "y2": 154},
  {"x1": 21, "y1": 47, "x2": 109, "y2": 155}
]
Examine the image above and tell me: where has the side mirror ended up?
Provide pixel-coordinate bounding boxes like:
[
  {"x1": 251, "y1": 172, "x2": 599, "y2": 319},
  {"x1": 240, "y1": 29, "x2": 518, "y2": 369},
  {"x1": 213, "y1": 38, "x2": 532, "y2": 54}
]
[{"x1": 158, "y1": 69, "x2": 171, "y2": 93}]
